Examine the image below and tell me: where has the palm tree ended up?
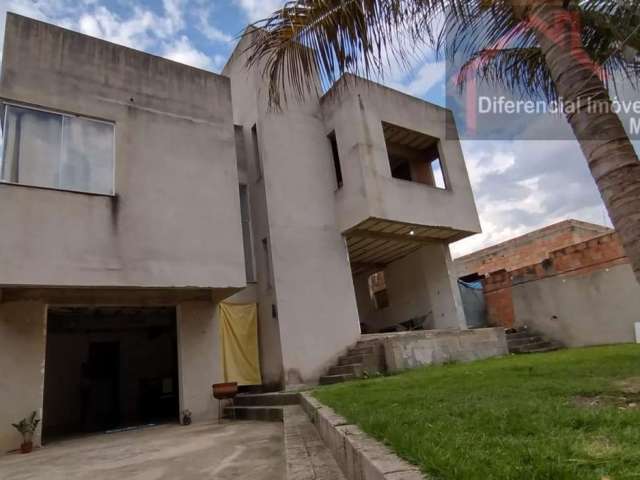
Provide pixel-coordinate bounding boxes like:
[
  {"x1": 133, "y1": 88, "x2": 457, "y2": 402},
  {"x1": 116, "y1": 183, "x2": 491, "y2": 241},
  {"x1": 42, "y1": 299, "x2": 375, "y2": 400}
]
[{"x1": 243, "y1": 0, "x2": 640, "y2": 282}]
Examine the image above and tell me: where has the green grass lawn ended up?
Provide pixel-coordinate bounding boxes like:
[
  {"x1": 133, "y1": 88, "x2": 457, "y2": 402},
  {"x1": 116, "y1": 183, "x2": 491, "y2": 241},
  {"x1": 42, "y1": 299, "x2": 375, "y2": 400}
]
[{"x1": 314, "y1": 345, "x2": 640, "y2": 480}]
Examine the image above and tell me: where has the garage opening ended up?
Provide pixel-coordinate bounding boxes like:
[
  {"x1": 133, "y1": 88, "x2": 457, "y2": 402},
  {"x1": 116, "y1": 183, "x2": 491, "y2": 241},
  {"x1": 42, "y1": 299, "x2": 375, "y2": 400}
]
[{"x1": 42, "y1": 307, "x2": 179, "y2": 443}]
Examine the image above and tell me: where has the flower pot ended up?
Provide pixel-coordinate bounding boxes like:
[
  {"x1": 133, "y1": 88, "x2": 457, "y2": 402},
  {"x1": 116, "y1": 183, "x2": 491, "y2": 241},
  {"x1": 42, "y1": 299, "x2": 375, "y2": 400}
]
[
  {"x1": 20, "y1": 441, "x2": 33, "y2": 454},
  {"x1": 212, "y1": 382, "x2": 238, "y2": 400}
]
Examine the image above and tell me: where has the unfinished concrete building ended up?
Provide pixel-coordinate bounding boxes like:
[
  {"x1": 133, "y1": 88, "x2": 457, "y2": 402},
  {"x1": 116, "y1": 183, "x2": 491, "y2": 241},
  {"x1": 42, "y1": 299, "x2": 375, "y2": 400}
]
[{"x1": 0, "y1": 14, "x2": 491, "y2": 453}]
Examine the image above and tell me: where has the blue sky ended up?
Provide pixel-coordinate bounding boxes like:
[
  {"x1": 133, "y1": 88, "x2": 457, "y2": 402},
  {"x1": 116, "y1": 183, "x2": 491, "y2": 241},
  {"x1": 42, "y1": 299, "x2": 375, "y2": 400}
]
[{"x1": 0, "y1": 0, "x2": 624, "y2": 256}]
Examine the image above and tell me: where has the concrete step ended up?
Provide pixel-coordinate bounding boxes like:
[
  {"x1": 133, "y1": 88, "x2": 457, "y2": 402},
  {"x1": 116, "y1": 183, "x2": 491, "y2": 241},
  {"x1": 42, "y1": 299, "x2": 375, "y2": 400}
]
[
  {"x1": 338, "y1": 353, "x2": 367, "y2": 366},
  {"x1": 339, "y1": 352, "x2": 384, "y2": 374},
  {"x1": 234, "y1": 392, "x2": 300, "y2": 407},
  {"x1": 223, "y1": 406, "x2": 284, "y2": 422},
  {"x1": 328, "y1": 363, "x2": 363, "y2": 377},
  {"x1": 524, "y1": 345, "x2": 561, "y2": 353},
  {"x1": 507, "y1": 336, "x2": 543, "y2": 347},
  {"x1": 505, "y1": 331, "x2": 531, "y2": 340},
  {"x1": 319, "y1": 374, "x2": 354, "y2": 385},
  {"x1": 510, "y1": 341, "x2": 558, "y2": 354},
  {"x1": 347, "y1": 345, "x2": 376, "y2": 356}
]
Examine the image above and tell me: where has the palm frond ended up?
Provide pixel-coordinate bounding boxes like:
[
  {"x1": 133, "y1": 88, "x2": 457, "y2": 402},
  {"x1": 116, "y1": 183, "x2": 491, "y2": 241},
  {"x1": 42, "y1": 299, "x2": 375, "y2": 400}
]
[
  {"x1": 243, "y1": 0, "x2": 640, "y2": 107},
  {"x1": 244, "y1": 0, "x2": 451, "y2": 107}
]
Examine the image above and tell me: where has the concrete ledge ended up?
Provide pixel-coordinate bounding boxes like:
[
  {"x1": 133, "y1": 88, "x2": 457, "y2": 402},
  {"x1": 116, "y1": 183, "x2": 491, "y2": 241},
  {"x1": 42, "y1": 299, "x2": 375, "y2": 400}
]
[
  {"x1": 300, "y1": 393, "x2": 426, "y2": 480},
  {"x1": 381, "y1": 328, "x2": 508, "y2": 372},
  {"x1": 284, "y1": 406, "x2": 346, "y2": 480}
]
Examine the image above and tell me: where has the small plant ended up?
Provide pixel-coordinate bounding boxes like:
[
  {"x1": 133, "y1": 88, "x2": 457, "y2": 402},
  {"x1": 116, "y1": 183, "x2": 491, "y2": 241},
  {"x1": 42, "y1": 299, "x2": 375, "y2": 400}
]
[
  {"x1": 12, "y1": 411, "x2": 40, "y2": 454},
  {"x1": 181, "y1": 409, "x2": 192, "y2": 426}
]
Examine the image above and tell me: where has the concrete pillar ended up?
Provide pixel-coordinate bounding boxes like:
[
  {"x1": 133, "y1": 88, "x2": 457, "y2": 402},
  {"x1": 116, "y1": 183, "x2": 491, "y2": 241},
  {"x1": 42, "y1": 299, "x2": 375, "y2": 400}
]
[
  {"x1": 177, "y1": 302, "x2": 222, "y2": 423},
  {"x1": 420, "y1": 243, "x2": 467, "y2": 329},
  {"x1": 0, "y1": 301, "x2": 47, "y2": 453}
]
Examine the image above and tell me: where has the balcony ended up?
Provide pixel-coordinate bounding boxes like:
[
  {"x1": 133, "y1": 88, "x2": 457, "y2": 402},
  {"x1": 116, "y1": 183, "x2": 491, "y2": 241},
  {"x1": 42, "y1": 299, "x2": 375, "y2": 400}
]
[{"x1": 320, "y1": 76, "x2": 481, "y2": 271}]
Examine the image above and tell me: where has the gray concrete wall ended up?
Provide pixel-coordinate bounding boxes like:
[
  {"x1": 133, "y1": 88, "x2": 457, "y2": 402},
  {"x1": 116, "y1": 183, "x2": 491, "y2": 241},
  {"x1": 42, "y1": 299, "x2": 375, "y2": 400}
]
[
  {"x1": 512, "y1": 264, "x2": 640, "y2": 347},
  {"x1": 177, "y1": 301, "x2": 223, "y2": 423},
  {"x1": 0, "y1": 301, "x2": 47, "y2": 454},
  {"x1": 223, "y1": 38, "x2": 285, "y2": 389},
  {"x1": 0, "y1": 298, "x2": 225, "y2": 455},
  {"x1": 354, "y1": 244, "x2": 466, "y2": 332},
  {"x1": 223, "y1": 34, "x2": 361, "y2": 386},
  {"x1": 354, "y1": 249, "x2": 432, "y2": 332},
  {"x1": 0, "y1": 14, "x2": 245, "y2": 290},
  {"x1": 320, "y1": 75, "x2": 481, "y2": 236},
  {"x1": 382, "y1": 328, "x2": 507, "y2": 372}
]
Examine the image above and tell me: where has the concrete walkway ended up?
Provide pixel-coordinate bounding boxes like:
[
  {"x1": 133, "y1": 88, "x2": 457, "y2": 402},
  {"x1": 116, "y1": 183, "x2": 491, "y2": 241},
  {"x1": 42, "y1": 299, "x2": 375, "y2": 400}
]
[{"x1": 0, "y1": 421, "x2": 285, "y2": 480}]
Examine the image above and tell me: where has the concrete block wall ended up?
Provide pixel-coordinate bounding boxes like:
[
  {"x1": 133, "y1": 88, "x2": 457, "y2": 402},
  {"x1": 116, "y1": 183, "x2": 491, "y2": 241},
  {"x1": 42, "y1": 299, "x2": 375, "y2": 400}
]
[{"x1": 381, "y1": 328, "x2": 507, "y2": 372}]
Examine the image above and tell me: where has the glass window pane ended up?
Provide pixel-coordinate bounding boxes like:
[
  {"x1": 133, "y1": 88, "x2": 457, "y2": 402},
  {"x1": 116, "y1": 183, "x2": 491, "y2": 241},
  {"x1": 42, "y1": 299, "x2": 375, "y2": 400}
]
[
  {"x1": 0, "y1": 103, "x2": 114, "y2": 195},
  {"x1": 61, "y1": 116, "x2": 114, "y2": 194},
  {"x1": 1, "y1": 105, "x2": 62, "y2": 187}
]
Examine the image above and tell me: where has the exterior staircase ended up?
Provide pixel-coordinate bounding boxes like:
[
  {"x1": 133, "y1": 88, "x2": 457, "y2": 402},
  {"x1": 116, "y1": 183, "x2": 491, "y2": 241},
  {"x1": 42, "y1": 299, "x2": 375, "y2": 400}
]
[
  {"x1": 223, "y1": 392, "x2": 347, "y2": 479},
  {"x1": 224, "y1": 391, "x2": 300, "y2": 421},
  {"x1": 318, "y1": 337, "x2": 386, "y2": 385},
  {"x1": 506, "y1": 328, "x2": 561, "y2": 354}
]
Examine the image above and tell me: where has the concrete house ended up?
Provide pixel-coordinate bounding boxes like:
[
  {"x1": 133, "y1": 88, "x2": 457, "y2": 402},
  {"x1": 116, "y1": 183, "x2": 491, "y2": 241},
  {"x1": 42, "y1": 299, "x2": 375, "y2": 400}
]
[{"x1": 0, "y1": 14, "x2": 485, "y2": 453}]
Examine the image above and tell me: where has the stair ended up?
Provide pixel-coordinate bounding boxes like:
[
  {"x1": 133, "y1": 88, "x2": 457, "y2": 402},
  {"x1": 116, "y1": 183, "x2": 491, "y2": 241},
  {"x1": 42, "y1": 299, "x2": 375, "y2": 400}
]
[
  {"x1": 318, "y1": 337, "x2": 386, "y2": 385},
  {"x1": 506, "y1": 328, "x2": 561, "y2": 354},
  {"x1": 224, "y1": 405, "x2": 285, "y2": 421},
  {"x1": 233, "y1": 391, "x2": 300, "y2": 406},
  {"x1": 224, "y1": 391, "x2": 300, "y2": 421}
]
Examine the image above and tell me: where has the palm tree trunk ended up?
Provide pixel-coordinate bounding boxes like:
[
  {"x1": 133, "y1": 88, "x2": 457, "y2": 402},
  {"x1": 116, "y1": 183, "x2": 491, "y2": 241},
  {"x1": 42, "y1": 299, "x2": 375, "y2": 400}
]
[{"x1": 525, "y1": 1, "x2": 640, "y2": 283}]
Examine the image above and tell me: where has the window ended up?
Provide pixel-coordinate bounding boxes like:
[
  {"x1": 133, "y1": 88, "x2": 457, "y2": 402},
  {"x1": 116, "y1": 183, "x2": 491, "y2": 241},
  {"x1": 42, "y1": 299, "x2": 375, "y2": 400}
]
[
  {"x1": 239, "y1": 184, "x2": 256, "y2": 283},
  {"x1": 368, "y1": 271, "x2": 389, "y2": 310},
  {"x1": 328, "y1": 131, "x2": 343, "y2": 189},
  {"x1": 251, "y1": 124, "x2": 263, "y2": 181},
  {"x1": 0, "y1": 103, "x2": 115, "y2": 195},
  {"x1": 382, "y1": 122, "x2": 447, "y2": 190}
]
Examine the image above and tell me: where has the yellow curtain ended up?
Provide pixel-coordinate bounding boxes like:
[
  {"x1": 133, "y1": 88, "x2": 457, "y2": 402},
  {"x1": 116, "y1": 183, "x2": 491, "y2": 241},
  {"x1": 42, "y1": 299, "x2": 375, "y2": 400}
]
[{"x1": 219, "y1": 302, "x2": 262, "y2": 386}]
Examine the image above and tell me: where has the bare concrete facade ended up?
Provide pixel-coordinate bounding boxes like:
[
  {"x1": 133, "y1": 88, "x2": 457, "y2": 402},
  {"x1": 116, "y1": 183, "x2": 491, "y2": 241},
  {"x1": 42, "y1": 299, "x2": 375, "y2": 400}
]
[
  {"x1": 0, "y1": 15, "x2": 481, "y2": 454},
  {"x1": 0, "y1": 14, "x2": 244, "y2": 453}
]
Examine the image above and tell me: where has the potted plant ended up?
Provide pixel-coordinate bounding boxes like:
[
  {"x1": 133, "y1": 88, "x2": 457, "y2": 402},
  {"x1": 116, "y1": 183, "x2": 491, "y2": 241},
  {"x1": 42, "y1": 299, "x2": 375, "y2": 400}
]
[{"x1": 12, "y1": 411, "x2": 40, "y2": 454}]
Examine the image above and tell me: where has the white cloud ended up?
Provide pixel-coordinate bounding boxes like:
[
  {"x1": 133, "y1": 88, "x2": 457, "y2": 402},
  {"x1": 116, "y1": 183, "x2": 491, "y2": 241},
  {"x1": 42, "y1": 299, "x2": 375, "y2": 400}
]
[
  {"x1": 234, "y1": 0, "x2": 282, "y2": 22},
  {"x1": 449, "y1": 139, "x2": 616, "y2": 258},
  {"x1": 385, "y1": 60, "x2": 445, "y2": 98},
  {"x1": 162, "y1": 35, "x2": 213, "y2": 70},
  {"x1": 197, "y1": 8, "x2": 233, "y2": 43},
  {"x1": 76, "y1": 6, "x2": 161, "y2": 50}
]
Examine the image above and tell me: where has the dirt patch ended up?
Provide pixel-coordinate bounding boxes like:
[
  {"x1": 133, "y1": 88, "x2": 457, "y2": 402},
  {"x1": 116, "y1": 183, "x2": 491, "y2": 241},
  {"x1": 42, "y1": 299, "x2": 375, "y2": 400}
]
[
  {"x1": 573, "y1": 377, "x2": 640, "y2": 410},
  {"x1": 613, "y1": 377, "x2": 640, "y2": 394},
  {"x1": 573, "y1": 393, "x2": 640, "y2": 410}
]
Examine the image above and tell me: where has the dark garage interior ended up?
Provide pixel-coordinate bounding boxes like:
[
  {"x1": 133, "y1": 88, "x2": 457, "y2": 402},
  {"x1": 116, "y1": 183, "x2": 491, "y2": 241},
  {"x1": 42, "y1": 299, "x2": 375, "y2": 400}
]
[{"x1": 42, "y1": 307, "x2": 179, "y2": 442}]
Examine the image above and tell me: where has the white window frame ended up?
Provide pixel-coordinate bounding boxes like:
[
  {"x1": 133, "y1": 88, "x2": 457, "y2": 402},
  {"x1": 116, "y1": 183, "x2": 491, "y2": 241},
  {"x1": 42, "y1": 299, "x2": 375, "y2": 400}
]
[{"x1": 0, "y1": 100, "x2": 116, "y2": 196}]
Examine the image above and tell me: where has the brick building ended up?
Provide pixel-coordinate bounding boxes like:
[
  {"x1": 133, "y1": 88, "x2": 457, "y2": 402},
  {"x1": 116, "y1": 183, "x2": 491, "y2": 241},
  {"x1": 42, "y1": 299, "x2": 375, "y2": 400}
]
[{"x1": 455, "y1": 219, "x2": 612, "y2": 281}]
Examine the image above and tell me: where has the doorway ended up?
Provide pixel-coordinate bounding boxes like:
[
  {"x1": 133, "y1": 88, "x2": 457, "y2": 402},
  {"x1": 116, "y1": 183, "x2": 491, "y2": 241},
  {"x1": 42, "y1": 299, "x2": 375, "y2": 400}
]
[{"x1": 42, "y1": 307, "x2": 179, "y2": 442}]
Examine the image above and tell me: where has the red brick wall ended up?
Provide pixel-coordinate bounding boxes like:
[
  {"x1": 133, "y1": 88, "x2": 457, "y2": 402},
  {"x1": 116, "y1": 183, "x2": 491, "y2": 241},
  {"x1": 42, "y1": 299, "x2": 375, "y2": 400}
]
[
  {"x1": 483, "y1": 270, "x2": 515, "y2": 327},
  {"x1": 482, "y1": 232, "x2": 628, "y2": 327},
  {"x1": 457, "y1": 220, "x2": 612, "y2": 278}
]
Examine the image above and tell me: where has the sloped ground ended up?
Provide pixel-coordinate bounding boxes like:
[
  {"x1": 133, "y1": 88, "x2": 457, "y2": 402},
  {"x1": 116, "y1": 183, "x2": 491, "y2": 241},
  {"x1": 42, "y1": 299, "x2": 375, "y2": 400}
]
[
  {"x1": 0, "y1": 421, "x2": 285, "y2": 480},
  {"x1": 315, "y1": 345, "x2": 640, "y2": 479}
]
